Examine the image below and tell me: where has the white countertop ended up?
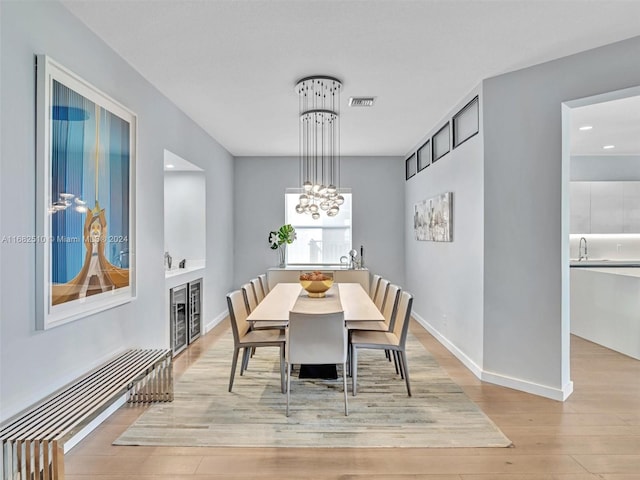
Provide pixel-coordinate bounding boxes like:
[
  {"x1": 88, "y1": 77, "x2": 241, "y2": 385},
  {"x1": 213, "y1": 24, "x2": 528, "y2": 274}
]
[
  {"x1": 570, "y1": 259, "x2": 640, "y2": 268},
  {"x1": 165, "y1": 262, "x2": 205, "y2": 288},
  {"x1": 577, "y1": 267, "x2": 640, "y2": 277}
]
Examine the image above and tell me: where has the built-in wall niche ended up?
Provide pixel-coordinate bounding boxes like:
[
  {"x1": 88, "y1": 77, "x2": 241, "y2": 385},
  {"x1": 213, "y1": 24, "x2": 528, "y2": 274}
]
[
  {"x1": 164, "y1": 149, "x2": 206, "y2": 270},
  {"x1": 570, "y1": 181, "x2": 640, "y2": 233}
]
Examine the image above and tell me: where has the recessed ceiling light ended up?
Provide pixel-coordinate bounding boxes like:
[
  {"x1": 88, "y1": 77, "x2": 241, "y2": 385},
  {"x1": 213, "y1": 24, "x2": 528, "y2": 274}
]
[
  {"x1": 165, "y1": 164, "x2": 175, "y2": 168},
  {"x1": 602, "y1": 145, "x2": 615, "y2": 150},
  {"x1": 578, "y1": 125, "x2": 593, "y2": 131}
]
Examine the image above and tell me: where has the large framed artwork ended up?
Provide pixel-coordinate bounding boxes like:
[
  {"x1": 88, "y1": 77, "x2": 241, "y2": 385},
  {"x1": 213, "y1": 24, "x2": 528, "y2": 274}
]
[
  {"x1": 414, "y1": 192, "x2": 453, "y2": 242},
  {"x1": 35, "y1": 55, "x2": 137, "y2": 330}
]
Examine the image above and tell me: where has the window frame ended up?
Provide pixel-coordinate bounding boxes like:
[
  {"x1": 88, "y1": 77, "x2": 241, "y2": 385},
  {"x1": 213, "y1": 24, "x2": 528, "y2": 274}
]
[{"x1": 284, "y1": 189, "x2": 352, "y2": 266}]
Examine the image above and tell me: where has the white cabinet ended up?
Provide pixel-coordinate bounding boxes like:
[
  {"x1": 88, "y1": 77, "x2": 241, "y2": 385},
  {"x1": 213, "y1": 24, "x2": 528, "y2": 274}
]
[
  {"x1": 590, "y1": 182, "x2": 624, "y2": 233},
  {"x1": 267, "y1": 267, "x2": 370, "y2": 292},
  {"x1": 569, "y1": 182, "x2": 590, "y2": 234},
  {"x1": 570, "y1": 181, "x2": 640, "y2": 234},
  {"x1": 623, "y1": 182, "x2": 640, "y2": 233}
]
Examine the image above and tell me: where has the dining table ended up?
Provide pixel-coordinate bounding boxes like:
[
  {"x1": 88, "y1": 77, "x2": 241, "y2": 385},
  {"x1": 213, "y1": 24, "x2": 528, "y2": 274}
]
[
  {"x1": 247, "y1": 282, "x2": 384, "y2": 378},
  {"x1": 246, "y1": 282, "x2": 384, "y2": 324}
]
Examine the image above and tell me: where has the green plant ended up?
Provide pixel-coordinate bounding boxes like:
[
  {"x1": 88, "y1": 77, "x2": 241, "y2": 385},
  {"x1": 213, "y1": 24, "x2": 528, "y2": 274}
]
[{"x1": 268, "y1": 224, "x2": 296, "y2": 249}]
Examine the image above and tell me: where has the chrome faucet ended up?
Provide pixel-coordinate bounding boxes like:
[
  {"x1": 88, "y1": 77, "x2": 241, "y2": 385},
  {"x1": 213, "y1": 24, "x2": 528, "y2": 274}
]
[{"x1": 578, "y1": 237, "x2": 588, "y2": 261}]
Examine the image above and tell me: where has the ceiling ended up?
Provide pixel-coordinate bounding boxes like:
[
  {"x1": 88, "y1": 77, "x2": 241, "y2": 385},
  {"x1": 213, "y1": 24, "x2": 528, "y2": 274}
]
[
  {"x1": 570, "y1": 95, "x2": 640, "y2": 155},
  {"x1": 61, "y1": 0, "x2": 640, "y2": 158}
]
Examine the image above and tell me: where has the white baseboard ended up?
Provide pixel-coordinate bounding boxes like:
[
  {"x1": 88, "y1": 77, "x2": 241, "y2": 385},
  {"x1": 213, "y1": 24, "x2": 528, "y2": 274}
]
[
  {"x1": 412, "y1": 312, "x2": 483, "y2": 378},
  {"x1": 481, "y1": 370, "x2": 573, "y2": 401},
  {"x1": 412, "y1": 311, "x2": 572, "y2": 402},
  {"x1": 205, "y1": 309, "x2": 227, "y2": 334}
]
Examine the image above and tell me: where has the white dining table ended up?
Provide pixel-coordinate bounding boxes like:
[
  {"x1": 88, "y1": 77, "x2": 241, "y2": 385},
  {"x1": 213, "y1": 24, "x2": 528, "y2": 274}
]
[{"x1": 247, "y1": 282, "x2": 384, "y2": 323}]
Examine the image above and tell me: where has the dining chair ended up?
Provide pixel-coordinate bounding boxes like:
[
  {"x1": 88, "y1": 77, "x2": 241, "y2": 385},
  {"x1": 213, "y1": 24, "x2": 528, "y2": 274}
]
[
  {"x1": 251, "y1": 277, "x2": 265, "y2": 303},
  {"x1": 369, "y1": 274, "x2": 381, "y2": 299},
  {"x1": 286, "y1": 311, "x2": 349, "y2": 417},
  {"x1": 241, "y1": 283, "x2": 258, "y2": 313},
  {"x1": 350, "y1": 291, "x2": 413, "y2": 397},
  {"x1": 226, "y1": 290, "x2": 286, "y2": 393},
  {"x1": 242, "y1": 282, "x2": 288, "y2": 333},
  {"x1": 347, "y1": 284, "x2": 400, "y2": 334},
  {"x1": 258, "y1": 273, "x2": 269, "y2": 294},
  {"x1": 373, "y1": 278, "x2": 389, "y2": 312},
  {"x1": 346, "y1": 284, "x2": 400, "y2": 375}
]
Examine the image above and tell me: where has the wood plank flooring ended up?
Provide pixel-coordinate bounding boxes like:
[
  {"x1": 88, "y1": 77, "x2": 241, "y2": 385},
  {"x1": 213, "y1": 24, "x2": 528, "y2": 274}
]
[{"x1": 65, "y1": 320, "x2": 640, "y2": 479}]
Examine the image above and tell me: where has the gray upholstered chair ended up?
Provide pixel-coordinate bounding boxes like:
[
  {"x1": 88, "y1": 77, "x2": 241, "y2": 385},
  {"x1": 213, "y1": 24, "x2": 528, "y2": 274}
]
[
  {"x1": 258, "y1": 273, "x2": 270, "y2": 294},
  {"x1": 286, "y1": 311, "x2": 348, "y2": 416},
  {"x1": 346, "y1": 284, "x2": 400, "y2": 374},
  {"x1": 347, "y1": 284, "x2": 400, "y2": 334},
  {"x1": 241, "y1": 283, "x2": 258, "y2": 313},
  {"x1": 373, "y1": 278, "x2": 389, "y2": 312},
  {"x1": 350, "y1": 291, "x2": 413, "y2": 397},
  {"x1": 251, "y1": 278, "x2": 265, "y2": 303},
  {"x1": 369, "y1": 274, "x2": 381, "y2": 299},
  {"x1": 226, "y1": 290, "x2": 286, "y2": 393},
  {"x1": 243, "y1": 282, "x2": 288, "y2": 333}
]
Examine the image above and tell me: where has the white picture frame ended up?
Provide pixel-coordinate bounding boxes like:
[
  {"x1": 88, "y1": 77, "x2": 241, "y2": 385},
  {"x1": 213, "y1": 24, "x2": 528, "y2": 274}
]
[{"x1": 35, "y1": 55, "x2": 137, "y2": 330}]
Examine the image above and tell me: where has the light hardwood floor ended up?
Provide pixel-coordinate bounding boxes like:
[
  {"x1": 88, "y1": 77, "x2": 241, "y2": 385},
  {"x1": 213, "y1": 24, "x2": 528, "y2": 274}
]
[{"x1": 65, "y1": 320, "x2": 640, "y2": 479}]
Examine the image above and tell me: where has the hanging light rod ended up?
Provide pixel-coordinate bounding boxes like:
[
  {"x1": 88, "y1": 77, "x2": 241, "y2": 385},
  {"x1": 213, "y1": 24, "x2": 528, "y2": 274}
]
[{"x1": 294, "y1": 75, "x2": 345, "y2": 219}]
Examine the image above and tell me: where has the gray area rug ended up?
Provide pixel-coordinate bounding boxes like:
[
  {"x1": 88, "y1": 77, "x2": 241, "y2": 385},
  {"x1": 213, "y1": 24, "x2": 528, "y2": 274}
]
[{"x1": 115, "y1": 332, "x2": 511, "y2": 448}]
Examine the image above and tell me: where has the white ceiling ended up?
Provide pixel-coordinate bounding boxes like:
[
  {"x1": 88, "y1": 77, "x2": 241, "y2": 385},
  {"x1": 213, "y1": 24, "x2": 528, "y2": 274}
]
[
  {"x1": 61, "y1": 0, "x2": 640, "y2": 157},
  {"x1": 570, "y1": 95, "x2": 640, "y2": 155}
]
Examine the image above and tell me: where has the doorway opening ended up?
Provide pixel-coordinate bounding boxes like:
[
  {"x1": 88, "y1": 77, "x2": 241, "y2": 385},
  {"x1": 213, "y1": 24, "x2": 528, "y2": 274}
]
[{"x1": 562, "y1": 87, "x2": 640, "y2": 367}]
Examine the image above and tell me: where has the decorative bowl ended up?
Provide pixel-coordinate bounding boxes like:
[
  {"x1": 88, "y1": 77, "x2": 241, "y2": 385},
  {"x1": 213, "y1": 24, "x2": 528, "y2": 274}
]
[{"x1": 299, "y1": 272, "x2": 334, "y2": 298}]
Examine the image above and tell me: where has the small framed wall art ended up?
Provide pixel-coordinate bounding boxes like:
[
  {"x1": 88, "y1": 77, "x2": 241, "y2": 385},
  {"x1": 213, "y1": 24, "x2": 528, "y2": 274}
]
[{"x1": 413, "y1": 192, "x2": 453, "y2": 242}]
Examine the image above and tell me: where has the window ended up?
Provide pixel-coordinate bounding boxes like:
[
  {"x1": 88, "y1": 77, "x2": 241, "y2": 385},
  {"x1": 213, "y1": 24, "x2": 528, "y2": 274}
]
[{"x1": 285, "y1": 190, "x2": 352, "y2": 265}]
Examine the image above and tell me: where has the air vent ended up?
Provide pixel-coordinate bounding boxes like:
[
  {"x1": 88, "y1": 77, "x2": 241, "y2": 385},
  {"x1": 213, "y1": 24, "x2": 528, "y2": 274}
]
[{"x1": 348, "y1": 96, "x2": 376, "y2": 107}]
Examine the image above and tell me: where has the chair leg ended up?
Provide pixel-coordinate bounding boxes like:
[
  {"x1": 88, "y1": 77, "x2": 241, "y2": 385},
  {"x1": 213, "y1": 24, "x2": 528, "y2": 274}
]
[
  {"x1": 286, "y1": 362, "x2": 292, "y2": 416},
  {"x1": 347, "y1": 332, "x2": 353, "y2": 377},
  {"x1": 280, "y1": 344, "x2": 286, "y2": 394},
  {"x1": 392, "y1": 350, "x2": 400, "y2": 375},
  {"x1": 229, "y1": 347, "x2": 240, "y2": 392},
  {"x1": 399, "y1": 350, "x2": 412, "y2": 397},
  {"x1": 342, "y1": 362, "x2": 349, "y2": 416},
  {"x1": 393, "y1": 350, "x2": 405, "y2": 378},
  {"x1": 240, "y1": 347, "x2": 250, "y2": 375},
  {"x1": 352, "y1": 346, "x2": 358, "y2": 396}
]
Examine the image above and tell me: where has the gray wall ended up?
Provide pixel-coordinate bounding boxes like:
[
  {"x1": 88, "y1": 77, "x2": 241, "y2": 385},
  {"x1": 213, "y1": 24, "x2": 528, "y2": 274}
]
[
  {"x1": 0, "y1": 1, "x2": 235, "y2": 420},
  {"x1": 482, "y1": 35, "x2": 640, "y2": 399},
  {"x1": 404, "y1": 87, "x2": 485, "y2": 372},
  {"x1": 164, "y1": 171, "x2": 207, "y2": 265},
  {"x1": 233, "y1": 156, "x2": 405, "y2": 288}
]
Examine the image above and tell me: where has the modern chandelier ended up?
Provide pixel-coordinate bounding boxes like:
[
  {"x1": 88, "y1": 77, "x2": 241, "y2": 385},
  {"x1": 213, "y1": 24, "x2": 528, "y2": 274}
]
[{"x1": 294, "y1": 75, "x2": 344, "y2": 219}]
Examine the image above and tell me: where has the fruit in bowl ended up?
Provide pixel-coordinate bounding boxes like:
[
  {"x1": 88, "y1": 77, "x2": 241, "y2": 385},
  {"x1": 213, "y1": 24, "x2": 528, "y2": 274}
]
[{"x1": 299, "y1": 271, "x2": 334, "y2": 298}]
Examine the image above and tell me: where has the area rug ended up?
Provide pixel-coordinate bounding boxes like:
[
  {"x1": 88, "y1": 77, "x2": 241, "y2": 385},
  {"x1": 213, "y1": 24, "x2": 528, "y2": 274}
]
[{"x1": 114, "y1": 332, "x2": 511, "y2": 448}]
